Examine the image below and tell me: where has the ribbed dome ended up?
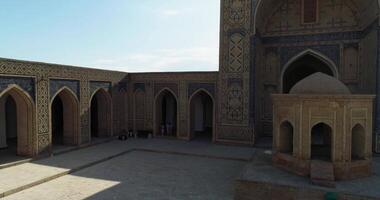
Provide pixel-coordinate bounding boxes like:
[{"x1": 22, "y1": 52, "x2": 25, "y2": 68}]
[{"x1": 289, "y1": 72, "x2": 351, "y2": 95}]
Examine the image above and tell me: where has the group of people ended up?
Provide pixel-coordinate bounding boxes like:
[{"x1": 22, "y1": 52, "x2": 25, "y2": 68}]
[{"x1": 160, "y1": 122, "x2": 174, "y2": 136}]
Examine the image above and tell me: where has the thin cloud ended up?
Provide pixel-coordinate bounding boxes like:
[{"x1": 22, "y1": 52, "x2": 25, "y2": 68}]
[
  {"x1": 91, "y1": 47, "x2": 219, "y2": 72},
  {"x1": 160, "y1": 9, "x2": 180, "y2": 16}
]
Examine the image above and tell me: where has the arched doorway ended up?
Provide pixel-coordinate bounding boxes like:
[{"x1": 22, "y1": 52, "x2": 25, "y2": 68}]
[
  {"x1": 279, "y1": 121, "x2": 293, "y2": 154},
  {"x1": 155, "y1": 89, "x2": 177, "y2": 137},
  {"x1": 90, "y1": 89, "x2": 112, "y2": 139},
  {"x1": 282, "y1": 53, "x2": 335, "y2": 93},
  {"x1": 311, "y1": 123, "x2": 332, "y2": 161},
  {"x1": 352, "y1": 124, "x2": 365, "y2": 160},
  {"x1": 51, "y1": 88, "x2": 79, "y2": 146},
  {"x1": 0, "y1": 86, "x2": 35, "y2": 156},
  {"x1": 189, "y1": 90, "x2": 214, "y2": 142}
]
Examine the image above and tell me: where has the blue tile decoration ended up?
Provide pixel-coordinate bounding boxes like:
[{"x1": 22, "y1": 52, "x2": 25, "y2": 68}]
[
  {"x1": 90, "y1": 81, "x2": 112, "y2": 96},
  {"x1": 50, "y1": 79, "x2": 80, "y2": 100},
  {"x1": 154, "y1": 83, "x2": 178, "y2": 97},
  {"x1": 134, "y1": 83, "x2": 145, "y2": 92},
  {"x1": 262, "y1": 31, "x2": 361, "y2": 45},
  {"x1": 0, "y1": 76, "x2": 35, "y2": 101},
  {"x1": 279, "y1": 45, "x2": 340, "y2": 67},
  {"x1": 188, "y1": 83, "x2": 215, "y2": 98},
  {"x1": 260, "y1": 20, "x2": 378, "y2": 45},
  {"x1": 118, "y1": 81, "x2": 128, "y2": 92}
]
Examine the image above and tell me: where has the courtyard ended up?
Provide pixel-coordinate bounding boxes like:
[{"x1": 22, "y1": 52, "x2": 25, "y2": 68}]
[{"x1": 0, "y1": 139, "x2": 254, "y2": 200}]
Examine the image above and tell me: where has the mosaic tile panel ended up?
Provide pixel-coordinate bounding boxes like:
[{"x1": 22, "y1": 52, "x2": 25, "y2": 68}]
[
  {"x1": 50, "y1": 79, "x2": 80, "y2": 100},
  {"x1": 0, "y1": 76, "x2": 35, "y2": 100}
]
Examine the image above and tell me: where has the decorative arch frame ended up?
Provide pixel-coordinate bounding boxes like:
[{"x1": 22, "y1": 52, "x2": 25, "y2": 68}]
[
  {"x1": 153, "y1": 88, "x2": 179, "y2": 138},
  {"x1": 188, "y1": 88, "x2": 216, "y2": 142},
  {"x1": 50, "y1": 86, "x2": 80, "y2": 147},
  {"x1": 50, "y1": 86, "x2": 80, "y2": 104},
  {"x1": 0, "y1": 84, "x2": 36, "y2": 156},
  {"x1": 280, "y1": 49, "x2": 339, "y2": 92},
  {"x1": 88, "y1": 88, "x2": 113, "y2": 140}
]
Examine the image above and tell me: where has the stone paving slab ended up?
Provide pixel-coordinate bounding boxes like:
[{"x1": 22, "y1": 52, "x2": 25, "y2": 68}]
[
  {"x1": 127, "y1": 139, "x2": 255, "y2": 161},
  {"x1": 0, "y1": 137, "x2": 114, "y2": 170},
  {"x1": 4, "y1": 151, "x2": 246, "y2": 200},
  {"x1": 0, "y1": 140, "x2": 133, "y2": 198},
  {"x1": 238, "y1": 150, "x2": 380, "y2": 199},
  {"x1": 0, "y1": 138, "x2": 255, "y2": 198}
]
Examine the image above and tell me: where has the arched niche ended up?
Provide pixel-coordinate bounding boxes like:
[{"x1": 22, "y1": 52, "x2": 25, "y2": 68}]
[
  {"x1": 189, "y1": 89, "x2": 214, "y2": 141},
  {"x1": 253, "y1": 0, "x2": 375, "y2": 36},
  {"x1": 0, "y1": 85, "x2": 35, "y2": 156},
  {"x1": 90, "y1": 88, "x2": 113, "y2": 139},
  {"x1": 311, "y1": 123, "x2": 332, "y2": 161},
  {"x1": 51, "y1": 87, "x2": 79, "y2": 146},
  {"x1": 154, "y1": 89, "x2": 178, "y2": 137},
  {"x1": 351, "y1": 124, "x2": 366, "y2": 160},
  {"x1": 133, "y1": 89, "x2": 146, "y2": 132},
  {"x1": 281, "y1": 52, "x2": 337, "y2": 93},
  {"x1": 278, "y1": 121, "x2": 294, "y2": 154}
]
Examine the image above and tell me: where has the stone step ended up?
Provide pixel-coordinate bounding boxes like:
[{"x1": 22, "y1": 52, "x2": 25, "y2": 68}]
[{"x1": 310, "y1": 160, "x2": 336, "y2": 188}]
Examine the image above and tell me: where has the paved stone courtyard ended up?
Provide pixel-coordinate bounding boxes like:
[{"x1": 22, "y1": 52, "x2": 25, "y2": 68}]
[
  {"x1": 236, "y1": 150, "x2": 380, "y2": 200},
  {"x1": 5, "y1": 151, "x2": 246, "y2": 200},
  {"x1": 0, "y1": 139, "x2": 255, "y2": 200}
]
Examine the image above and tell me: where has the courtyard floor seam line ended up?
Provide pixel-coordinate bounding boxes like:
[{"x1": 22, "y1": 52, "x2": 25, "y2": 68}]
[
  {"x1": 52, "y1": 138, "x2": 116, "y2": 157},
  {"x1": 134, "y1": 148, "x2": 250, "y2": 162},
  {"x1": 0, "y1": 138, "x2": 115, "y2": 171},
  {"x1": 0, "y1": 149, "x2": 136, "y2": 198},
  {"x1": 1, "y1": 145, "x2": 253, "y2": 198}
]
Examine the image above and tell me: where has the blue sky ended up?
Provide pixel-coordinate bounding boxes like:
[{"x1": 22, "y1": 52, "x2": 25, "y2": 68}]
[{"x1": 0, "y1": 0, "x2": 220, "y2": 72}]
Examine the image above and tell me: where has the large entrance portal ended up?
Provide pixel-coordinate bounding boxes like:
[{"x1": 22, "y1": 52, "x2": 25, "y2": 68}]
[
  {"x1": 0, "y1": 86, "x2": 34, "y2": 157},
  {"x1": 90, "y1": 89, "x2": 112, "y2": 139},
  {"x1": 189, "y1": 90, "x2": 214, "y2": 141},
  {"x1": 282, "y1": 53, "x2": 335, "y2": 93},
  {"x1": 51, "y1": 88, "x2": 79, "y2": 146},
  {"x1": 311, "y1": 123, "x2": 332, "y2": 161},
  {"x1": 155, "y1": 90, "x2": 177, "y2": 137}
]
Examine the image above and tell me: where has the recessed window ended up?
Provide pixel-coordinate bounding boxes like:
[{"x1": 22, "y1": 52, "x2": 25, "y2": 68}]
[{"x1": 303, "y1": 0, "x2": 318, "y2": 24}]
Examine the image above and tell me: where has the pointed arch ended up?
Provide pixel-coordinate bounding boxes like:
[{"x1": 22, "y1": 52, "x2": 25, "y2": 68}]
[
  {"x1": 279, "y1": 120, "x2": 294, "y2": 154},
  {"x1": 0, "y1": 84, "x2": 36, "y2": 156},
  {"x1": 351, "y1": 123, "x2": 366, "y2": 160},
  {"x1": 310, "y1": 122, "x2": 333, "y2": 161},
  {"x1": 154, "y1": 87, "x2": 178, "y2": 100},
  {"x1": 50, "y1": 87, "x2": 79, "y2": 146},
  {"x1": 154, "y1": 88, "x2": 179, "y2": 138},
  {"x1": 133, "y1": 88, "x2": 146, "y2": 133},
  {"x1": 89, "y1": 88, "x2": 113, "y2": 139},
  {"x1": 280, "y1": 49, "x2": 339, "y2": 93},
  {"x1": 50, "y1": 86, "x2": 79, "y2": 104},
  {"x1": 188, "y1": 88, "x2": 215, "y2": 142}
]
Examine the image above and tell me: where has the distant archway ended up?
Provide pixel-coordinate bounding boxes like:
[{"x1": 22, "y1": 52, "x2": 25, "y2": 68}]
[
  {"x1": 351, "y1": 124, "x2": 366, "y2": 160},
  {"x1": 282, "y1": 52, "x2": 336, "y2": 93},
  {"x1": 90, "y1": 89, "x2": 112, "y2": 139},
  {"x1": 189, "y1": 90, "x2": 214, "y2": 141},
  {"x1": 311, "y1": 123, "x2": 332, "y2": 161},
  {"x1": 0, "y1": 86, "x2": 35, "y2": 156},
  {"x1": 155, "y1": 89, "x2": 178, "y2": 137},
  {"x1": 279, "y1": 121, "x2": 293, "y2": 154},
  {"x1": 51, "y1": 88, "x2": 79, "y2": 146}
]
